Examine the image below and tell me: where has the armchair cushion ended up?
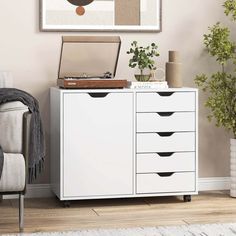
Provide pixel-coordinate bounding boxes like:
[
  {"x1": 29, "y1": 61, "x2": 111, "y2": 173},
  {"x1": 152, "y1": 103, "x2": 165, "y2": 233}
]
[
  {"x1": 0, "y1": 101, "x2": 28, "y2": 112},
  {"x1": 0, "y1": 153, "x2": 25, "y2": 192},
  {"x1": 0, "y1": 102, "x2": 28, "y2": 153}
]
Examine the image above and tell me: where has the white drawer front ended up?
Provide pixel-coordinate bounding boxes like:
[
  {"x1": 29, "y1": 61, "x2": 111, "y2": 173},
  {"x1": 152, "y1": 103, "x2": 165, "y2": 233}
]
[
  {"x1": 137, "y1": 152, "x2": 195, "y2": 173},
  {"x1": 137, "y1": 112, "x2": 195, "y2": 132},
  {"x1": 137, "y1": 132, "x2": 195, "y2": 153},
  {"x1": 137, "y1": 172, "x2": 195, "y2": 194},
  {"x1": 137, "y1": 92, "x2": 195, "y2": 112}
]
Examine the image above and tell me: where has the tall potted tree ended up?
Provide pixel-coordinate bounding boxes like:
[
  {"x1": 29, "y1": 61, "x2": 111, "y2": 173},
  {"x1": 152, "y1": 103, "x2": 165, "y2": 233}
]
[{"x1": 195, "y1": 0, "x2": 236, "y2": 197}]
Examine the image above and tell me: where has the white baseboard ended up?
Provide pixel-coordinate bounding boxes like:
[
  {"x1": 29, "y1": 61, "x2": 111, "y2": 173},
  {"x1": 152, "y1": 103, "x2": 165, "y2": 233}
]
[
  {"x1": 3, "y1": 184, "x2": 53, "y2": 199},
  {"x1": 3, "y1": 177, "x2": 231, "y2": 199},
  {"x1": 26, "y1": 184, "x2": 54, "y2": 198},
  {"x1": 198, "y1": 177, "x2": 230, "y2": 191}
]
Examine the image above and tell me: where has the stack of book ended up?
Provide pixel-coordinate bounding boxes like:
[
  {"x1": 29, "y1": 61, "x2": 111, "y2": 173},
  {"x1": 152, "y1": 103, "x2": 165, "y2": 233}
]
[{"x1": 129, "y1": 81, "x2": 168, "y2": 89}]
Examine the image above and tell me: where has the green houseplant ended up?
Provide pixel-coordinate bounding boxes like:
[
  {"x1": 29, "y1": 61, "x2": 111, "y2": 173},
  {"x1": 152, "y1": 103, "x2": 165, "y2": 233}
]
[
  {"x1": 195, "y1": 0, "x2": 236, "y2": 197},
  {"x1": 127, "y1": 41, "x2": 160, "y2": 82}
]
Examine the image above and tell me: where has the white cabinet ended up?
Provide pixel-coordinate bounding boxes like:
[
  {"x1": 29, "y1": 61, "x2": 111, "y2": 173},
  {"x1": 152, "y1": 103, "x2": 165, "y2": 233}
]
[{"x1": 50, "y1": 88, "x2": 198, "y2": 202}]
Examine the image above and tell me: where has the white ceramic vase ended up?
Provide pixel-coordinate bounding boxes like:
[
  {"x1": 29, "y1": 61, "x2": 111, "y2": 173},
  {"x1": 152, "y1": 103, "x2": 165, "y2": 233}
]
[{"x1": 230, "y1": 138, "x2": 236, "y2": 198}]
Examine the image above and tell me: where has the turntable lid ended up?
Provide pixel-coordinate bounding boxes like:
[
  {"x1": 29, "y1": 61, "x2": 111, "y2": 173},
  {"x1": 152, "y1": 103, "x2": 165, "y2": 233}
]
[{"x1": 58, "y1": 36, "x2": 121, "y2": 79}]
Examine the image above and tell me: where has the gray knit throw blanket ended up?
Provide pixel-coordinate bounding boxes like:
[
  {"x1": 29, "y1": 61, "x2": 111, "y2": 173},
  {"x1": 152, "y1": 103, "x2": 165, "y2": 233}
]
[{"x1": 0, "y1": 88, "x2": 45, "y2": 183}]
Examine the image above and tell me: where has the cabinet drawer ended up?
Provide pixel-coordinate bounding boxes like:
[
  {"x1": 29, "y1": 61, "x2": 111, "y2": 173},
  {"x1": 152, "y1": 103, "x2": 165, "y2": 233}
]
[
  {"x1": 137, "y1": 132, "x2": 195, "y2": 153},
  {"x1": 137, "y1": 92, "x2": 195, "y2": 112},
  {"x1": 137, "y1": 172, "x2": 195, "y2": 194},
  {"x1": 137, "y1": 112, "x2": 195, "y2": 132},
  {"x1": 137, "y1": 152, "x2": 195, "y2": 173}
]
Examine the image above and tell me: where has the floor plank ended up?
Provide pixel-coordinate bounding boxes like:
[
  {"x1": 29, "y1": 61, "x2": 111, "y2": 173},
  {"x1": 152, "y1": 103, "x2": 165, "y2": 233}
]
[{"x1": 0, "y1": 191, "x2": 235, "y2": 234}]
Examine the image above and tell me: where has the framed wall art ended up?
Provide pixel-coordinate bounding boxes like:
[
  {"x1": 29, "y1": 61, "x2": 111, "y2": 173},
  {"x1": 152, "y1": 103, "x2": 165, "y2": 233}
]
[{"x1": 40, "y1": 0, "x2": 162, "y2": 32}]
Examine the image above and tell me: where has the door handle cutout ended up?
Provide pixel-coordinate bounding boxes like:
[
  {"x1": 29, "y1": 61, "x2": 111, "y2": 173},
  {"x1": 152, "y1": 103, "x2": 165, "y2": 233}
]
[
  {"x1": 88, "y1": 93, "x2": 109, "y2": 98},
  {"x1": 157, "y1": 92, "x2": 174, "y2": 97},
  {"x1": 157, "y1": 172, "x2": 175, "y2": 177},
  {"x1": 157, "y1": 112, "x2": 174, "y2": 117},
  {"x1": 157, "y1": 132, "x2": 174, "y2": 137},
  {"x1": 157, "y1": 152, "x2": 174, "y2": 157}
]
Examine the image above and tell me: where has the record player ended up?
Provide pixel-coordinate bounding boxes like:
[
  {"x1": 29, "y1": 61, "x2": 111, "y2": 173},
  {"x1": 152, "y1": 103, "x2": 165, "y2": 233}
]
[{"x1": 57, "y1": 36, "x2": 128, "y2": 89}]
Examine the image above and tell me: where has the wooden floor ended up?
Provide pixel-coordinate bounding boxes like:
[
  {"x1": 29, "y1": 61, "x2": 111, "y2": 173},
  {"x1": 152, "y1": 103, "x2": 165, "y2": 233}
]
[{"x1": 0, "y1": 191, "x2": 236, "y2": 234}]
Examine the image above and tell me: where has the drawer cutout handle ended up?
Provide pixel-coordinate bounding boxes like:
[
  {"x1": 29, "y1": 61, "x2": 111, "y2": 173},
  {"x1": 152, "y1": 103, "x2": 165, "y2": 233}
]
[
  {"x1": 157, "y1": 132, "x2": 174, "y2": 137},
  {"x1": 157, "y1": 172, "x2": 175, "y2": 177},
  {"x1": 157, "y1": 112, "x2": 174, "y2": 117},
  {"x1": 157, "y1": 152, "x2": 174, "y2": 157},
  {"x1": 88, "y1": 93, "x2": 109, "y2": 98},
  {"x1": 157, "y1": 92, "x2": 174, "y2": 97}
]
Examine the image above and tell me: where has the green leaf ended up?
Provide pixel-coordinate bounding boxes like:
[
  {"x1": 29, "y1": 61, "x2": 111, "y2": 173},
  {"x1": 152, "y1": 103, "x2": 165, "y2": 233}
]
[
  {"x1": 127, "y1": 41, "x2": 160, "y2": 73},
  {"x1": 203, "y1": 22, "x2": 236, "y2": 65},
  {"x1": 223, "y1": 0, "x2": 236, "y2": 21},
  {"x1": 195, "y1": 2, "x2": 236, "y2": 138}
]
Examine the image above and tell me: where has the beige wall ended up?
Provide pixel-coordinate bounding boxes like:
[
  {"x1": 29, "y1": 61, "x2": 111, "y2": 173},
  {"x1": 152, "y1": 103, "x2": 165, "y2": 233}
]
[{"x1": 0, "y1": 0, "x2": 233, "y2": 183}]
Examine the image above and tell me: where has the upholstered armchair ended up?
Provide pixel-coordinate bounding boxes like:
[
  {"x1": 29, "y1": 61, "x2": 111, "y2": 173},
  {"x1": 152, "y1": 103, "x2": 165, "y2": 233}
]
[{"x1": 0, "y1": 101, "x2": 31, "y2": 231}]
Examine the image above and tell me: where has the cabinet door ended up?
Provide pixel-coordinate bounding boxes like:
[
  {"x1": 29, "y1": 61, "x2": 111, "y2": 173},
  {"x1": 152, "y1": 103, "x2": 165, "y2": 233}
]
[{"x1": 63, "y1": 92, "x2": 133, "y2": 198}]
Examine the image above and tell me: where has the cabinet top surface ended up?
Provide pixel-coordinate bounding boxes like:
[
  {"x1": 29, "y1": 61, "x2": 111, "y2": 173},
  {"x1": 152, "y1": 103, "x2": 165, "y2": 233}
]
[{"x1": 51, "y1": 87, "x2": 198, "y2": 93}]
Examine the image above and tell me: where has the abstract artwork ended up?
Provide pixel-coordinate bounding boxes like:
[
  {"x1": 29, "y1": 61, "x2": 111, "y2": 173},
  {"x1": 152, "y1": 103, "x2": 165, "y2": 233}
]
[
  {"x1": 40, "y1": 0, "x2": 161, "y2": 32},
  {"x1": 66, "y1": 0, "x2": 94, "y2": 16}
]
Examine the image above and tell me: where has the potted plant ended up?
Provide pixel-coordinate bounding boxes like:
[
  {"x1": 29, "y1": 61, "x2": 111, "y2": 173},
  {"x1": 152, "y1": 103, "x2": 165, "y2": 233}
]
[
  {"x1": 127, "y1": 41, "x2": 160, "y2": 82},
  {"x1": 195, "y1": 0, "x2": 236, "y2": 197}
]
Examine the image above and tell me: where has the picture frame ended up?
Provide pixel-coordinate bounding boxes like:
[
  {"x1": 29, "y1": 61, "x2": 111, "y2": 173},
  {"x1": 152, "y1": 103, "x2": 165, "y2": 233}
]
[{"x1": 40, "y1": 0, "x2": 162, "y2": 32}]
